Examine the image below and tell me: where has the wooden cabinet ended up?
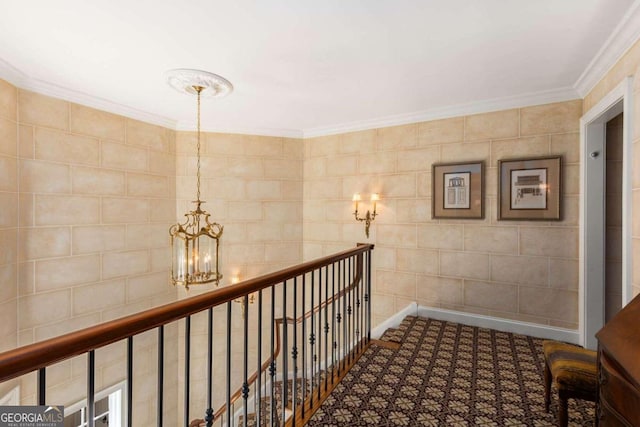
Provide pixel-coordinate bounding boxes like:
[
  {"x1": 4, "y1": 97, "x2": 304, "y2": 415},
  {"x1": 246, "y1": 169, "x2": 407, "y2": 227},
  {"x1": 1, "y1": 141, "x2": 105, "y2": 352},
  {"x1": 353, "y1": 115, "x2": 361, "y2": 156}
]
[{"x1": 596, "y1": 293, "x2": 640, "y2": 426}]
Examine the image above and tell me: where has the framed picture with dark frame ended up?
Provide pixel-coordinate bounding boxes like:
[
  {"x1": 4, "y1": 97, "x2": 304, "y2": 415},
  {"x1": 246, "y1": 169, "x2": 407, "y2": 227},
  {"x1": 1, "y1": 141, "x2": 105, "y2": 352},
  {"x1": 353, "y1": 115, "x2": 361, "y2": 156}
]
[
  {"x1": 432, "y1": 161, "x2": 484, "y2": 219},
  {"x1": 498, "y1": 156, "x2": 562, "y2": 220}
]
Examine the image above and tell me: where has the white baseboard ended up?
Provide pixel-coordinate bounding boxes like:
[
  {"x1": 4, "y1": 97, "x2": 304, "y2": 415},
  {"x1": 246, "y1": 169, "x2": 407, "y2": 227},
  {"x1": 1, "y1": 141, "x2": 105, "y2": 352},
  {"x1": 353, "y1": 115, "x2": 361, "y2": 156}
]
[
  {"x1": 371, "y1": 302, "x2": 418, "y2": 339},
  {"x1": 417, "y1": 305, "x2": 580, "y2": 345}
]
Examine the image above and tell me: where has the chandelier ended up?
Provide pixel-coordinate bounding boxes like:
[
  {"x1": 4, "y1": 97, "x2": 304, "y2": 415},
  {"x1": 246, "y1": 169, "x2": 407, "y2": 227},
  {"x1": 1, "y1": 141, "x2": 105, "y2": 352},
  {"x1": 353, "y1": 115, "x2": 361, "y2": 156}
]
[{"x1": 167, "y1": 69, "x2": 233, "y2": 289}]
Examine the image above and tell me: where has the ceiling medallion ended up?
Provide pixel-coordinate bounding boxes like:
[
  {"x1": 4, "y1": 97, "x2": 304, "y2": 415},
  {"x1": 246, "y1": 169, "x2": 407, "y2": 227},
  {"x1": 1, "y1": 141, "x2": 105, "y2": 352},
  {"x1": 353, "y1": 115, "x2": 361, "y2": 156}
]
[{"x1": 166, "y1": 68, "x2": 233, "y2": 98}]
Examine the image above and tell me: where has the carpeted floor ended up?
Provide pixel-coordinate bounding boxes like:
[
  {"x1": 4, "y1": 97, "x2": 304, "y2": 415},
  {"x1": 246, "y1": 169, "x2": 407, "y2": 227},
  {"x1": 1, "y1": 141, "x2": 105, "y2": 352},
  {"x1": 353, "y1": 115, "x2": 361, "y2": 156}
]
[{"x1": 307, "y1": 316, "x2": 595, "y2": 426}]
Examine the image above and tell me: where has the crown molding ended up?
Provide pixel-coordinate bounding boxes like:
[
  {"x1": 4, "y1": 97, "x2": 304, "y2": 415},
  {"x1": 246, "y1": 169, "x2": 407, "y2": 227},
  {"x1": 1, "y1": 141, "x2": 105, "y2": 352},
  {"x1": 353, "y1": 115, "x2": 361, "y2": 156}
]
[
  {"x1": 574, "y1": 0, "x2": 640, "y2": 97},
  {"x1": 26, "y1": 78, "x2": 178, "y2": 129},
  {"x1": 302, "y1": 86, "x2": 580, "y2": 138},
  {"x1": 175, "y1": 120, "x2": 303, "y2": 139},
  {"x1": 0, "y1": 57, "x2": 28, "y2": 87},
  {"x1": 0, "y1": 58, "x2": 302, "y2": 138},
  {"x1": 0, "y1": 58, "x2": 177, "y2": 129}
]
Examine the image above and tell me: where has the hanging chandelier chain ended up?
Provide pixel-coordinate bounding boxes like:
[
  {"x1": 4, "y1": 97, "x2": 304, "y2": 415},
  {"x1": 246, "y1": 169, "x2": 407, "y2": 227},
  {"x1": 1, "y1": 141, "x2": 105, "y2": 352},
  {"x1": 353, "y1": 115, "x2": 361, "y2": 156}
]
[
  {"x1": 195, "y1": 85, "x2": 203, "y2": 203},
  {"x1": 168, "y1": 71, "x2": 229, "y2": 289}
]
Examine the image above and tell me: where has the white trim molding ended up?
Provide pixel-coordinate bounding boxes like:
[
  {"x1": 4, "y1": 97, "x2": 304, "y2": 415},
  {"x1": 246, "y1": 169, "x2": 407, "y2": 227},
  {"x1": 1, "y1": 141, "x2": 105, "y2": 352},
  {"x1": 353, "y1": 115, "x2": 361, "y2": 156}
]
[
  {"x1": 574, "y1": 0, "x2": 640, "y2": 97},
  {"x1": 303, "y1": 87, "x2": 580, "y2": 138},
  {"x1": 417, "y1": 305, "x2": 581, "y2": 345},
  {"x1": 1, "y1": 57, "x2": 579, "y2": 140},
  {"x1": 0, "y1": 58, "x2": 28, "y2": 88},
  {"x1": 371, "y1": 302, "x2": 417, "y2": 339},
  {"x1": 0, "y1": 58, "x2": 177, "y2": 129},
  {"x1": 372, "y1": 303, "x2": 581, "y2": 344},
  {"x1": 0, "y1": 57, "x2": 303, "y2": 138},
  {"x1": 176, "y1": 120, "x2": 303, "y2": 139},
  {"x1": 579, "y1": 76, "x2": 634, "y2": 349}
]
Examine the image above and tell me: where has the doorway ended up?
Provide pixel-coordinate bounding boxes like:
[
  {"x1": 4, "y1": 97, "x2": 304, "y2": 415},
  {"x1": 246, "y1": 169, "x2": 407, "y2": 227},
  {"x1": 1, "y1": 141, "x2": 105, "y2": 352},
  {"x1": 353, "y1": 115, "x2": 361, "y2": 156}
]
[
  {"x1": 580, "y1": 77, "x2": 633, "y2": 349},
  {"x1": 605, "y1": 113, "x2": 624, "y2": 322}
]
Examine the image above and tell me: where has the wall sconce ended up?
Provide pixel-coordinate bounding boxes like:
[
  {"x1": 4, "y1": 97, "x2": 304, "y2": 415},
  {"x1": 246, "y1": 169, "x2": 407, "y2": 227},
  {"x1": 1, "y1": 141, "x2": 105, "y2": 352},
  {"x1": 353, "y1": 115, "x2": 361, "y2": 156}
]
[
  {"x1": 231, "y1": 276, "x2": 255, "y2": 316},
  {"x1": 353, "y1": 193, "x2": 379, "y2": 238}
]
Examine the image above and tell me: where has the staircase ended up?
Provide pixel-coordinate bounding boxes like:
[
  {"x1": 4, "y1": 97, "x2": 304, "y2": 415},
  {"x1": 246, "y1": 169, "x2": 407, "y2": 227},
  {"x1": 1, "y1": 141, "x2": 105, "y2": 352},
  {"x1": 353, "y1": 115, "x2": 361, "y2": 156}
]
[
  {"x1": 0, "y1": 244, "x2": 375, "y2": 427},
  {"x1": 238, "y1": 376, "x2": 321, "y2": 427},
  {"x1": 190, "y1": 370, "x2": 335, "y2": 427},
  {"x1": 187, "y1": 245, "x2": 373, "y2": 427}
]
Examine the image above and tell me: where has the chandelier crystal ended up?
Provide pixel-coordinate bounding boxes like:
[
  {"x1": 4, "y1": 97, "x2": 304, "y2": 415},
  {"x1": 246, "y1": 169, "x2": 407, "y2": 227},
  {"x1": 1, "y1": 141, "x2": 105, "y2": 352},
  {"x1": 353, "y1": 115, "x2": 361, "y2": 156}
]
[{"x1": 167, "y1": 69, "x2": 232, "y2": 289}]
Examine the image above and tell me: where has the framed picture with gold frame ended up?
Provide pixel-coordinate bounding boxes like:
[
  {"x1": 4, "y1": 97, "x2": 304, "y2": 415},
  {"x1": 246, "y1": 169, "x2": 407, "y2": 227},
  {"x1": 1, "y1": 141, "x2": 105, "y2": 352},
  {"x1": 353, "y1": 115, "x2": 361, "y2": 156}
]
[
  {"x1": 432, "y1": 161, "x2": 484, "y2": 219},
  {"x1": 498, "y1": 156, "x2": 562, "y2": 220}
]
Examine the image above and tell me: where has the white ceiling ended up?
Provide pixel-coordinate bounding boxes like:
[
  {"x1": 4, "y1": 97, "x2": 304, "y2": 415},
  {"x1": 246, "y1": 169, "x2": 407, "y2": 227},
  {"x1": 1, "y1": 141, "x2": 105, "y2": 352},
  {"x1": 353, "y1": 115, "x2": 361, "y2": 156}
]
[{"x1": 0, "y1": 0, "x2": 637, "y2": 137}]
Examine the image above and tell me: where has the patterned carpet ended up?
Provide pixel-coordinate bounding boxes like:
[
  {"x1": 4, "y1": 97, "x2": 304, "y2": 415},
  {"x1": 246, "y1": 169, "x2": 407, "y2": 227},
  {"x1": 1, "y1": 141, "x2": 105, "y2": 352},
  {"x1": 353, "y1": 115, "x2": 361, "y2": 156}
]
[{"x1": 307, "y1": 316, "x2": 595, "y2": 426}]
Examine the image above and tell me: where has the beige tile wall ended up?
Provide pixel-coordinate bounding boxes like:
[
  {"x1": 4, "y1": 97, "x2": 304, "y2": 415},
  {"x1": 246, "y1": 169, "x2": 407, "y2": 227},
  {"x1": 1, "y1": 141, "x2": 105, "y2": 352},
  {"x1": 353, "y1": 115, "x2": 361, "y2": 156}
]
[
  {"x1": 13, "y1": 89, "x2": 179, "y2": 424},
  {"x1": 585, "y1": 38, "x2": 640, "y2": 299},
  {"x1": 0, "y1": 82, "x2": 304, "y2": 422},
  {"x1": 0, "y1": 79, "x2": 19, "y2": 399},
  {"x1": 175, "y1": 131, "x2": 303, "y2": 283},
  {"x1": 303, "y1": 100, "x2": 583, "y2": 329}
]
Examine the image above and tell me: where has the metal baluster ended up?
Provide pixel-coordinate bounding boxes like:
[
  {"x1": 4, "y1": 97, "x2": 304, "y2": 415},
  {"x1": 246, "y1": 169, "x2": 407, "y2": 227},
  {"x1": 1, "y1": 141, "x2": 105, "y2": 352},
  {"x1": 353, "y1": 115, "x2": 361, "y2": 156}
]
[
  {"x1": 87, "y1": 350, "x2": 95, "y2": 427},
  {"x1": 301, "y1": 273, "x2": 307, "y2": 419},
  {"x1": 37, "y1": 368, "x2": 46, "y2": 406},
  {"x1": 282, "y1": 280, "x2": 288, "y2": 427},
  {"x1": 205, "y1": 308, "x2": 213, "y2": 427},
  {"x1": 367, "y1": 249, "x2": 372, "y2": 341},
  {"x1": 353, "y1": 255, "x2": 358, "y2": 353},
  {"x1": 226, "y1": 303, "x2": 232, "y2": 427},
  {"x1": 324, "y1": 265, "x2": 329, "y2": 392},
  {"x1": 269, "y1": 285, "x2": 276, "y2": 427},
  {"x1": 309, "y1": 271, "x2": 315, "y2": 408},
  {"x1": 347, "y1": 256, "x2": 352, "y2": 363},
  {"x1": 127, "y1": 337, "x2": 133, "y2": 427},
  {"x1": 317, "y1": 266, "x2": 322, "y2": 401},
  {"x1": 243, "y1": 296, "x2": 249, "y2": 427},
  {"x1": 349, "y1": 256, "x2": 358, "y2": 362},
  {"x1": 158, "y1": 326, "x2": 164, "y2": 427},
  {"x1": 331, "y1": 262, "x2": 336, "y2": 383},
  {"x1": 357, "y1": 254, "x2": 363, "y2": 352},
  {"x1": 184, "y1": 316, "x2": 191, "y2": 427},
  {"x1": 360, "y1": 254, "x2": 367, "y2": 349},
  {"x1": 342, "y1": 258, "x2": 347, "y2": 372},
  {"x1": 354, "y1": 255, "x2": 358, "y2": 353},
  {"x1": 256, "y1": 290, "x2": 263, "y2": 427},
  {"x1": 292, "y1": 277, "x2": 298, "y2": 426},
  {"x1": 353, "y1": 256, "x2": 357, "y2": 354},
  {"x1": 336, "y1": 260, "x2": 342, "y2": 376}
]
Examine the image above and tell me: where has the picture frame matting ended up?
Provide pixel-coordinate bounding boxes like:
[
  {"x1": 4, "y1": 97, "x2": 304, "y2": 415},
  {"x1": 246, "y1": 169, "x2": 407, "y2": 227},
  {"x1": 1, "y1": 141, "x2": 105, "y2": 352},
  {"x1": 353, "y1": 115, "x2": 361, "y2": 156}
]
[
  {"x1": 497, "y1": 155, "x2": 562, "y2": 220},
  {"x1": 432, "y1": 161, "x2": 484, "y2": 219}
]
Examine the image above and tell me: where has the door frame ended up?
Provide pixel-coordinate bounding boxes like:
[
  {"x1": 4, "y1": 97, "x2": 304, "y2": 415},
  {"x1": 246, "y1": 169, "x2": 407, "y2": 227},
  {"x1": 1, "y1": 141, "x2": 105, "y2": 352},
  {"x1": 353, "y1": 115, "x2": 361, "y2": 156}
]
[{"x1": 579, "y1": 76, "x2": 634, "y2": 349}]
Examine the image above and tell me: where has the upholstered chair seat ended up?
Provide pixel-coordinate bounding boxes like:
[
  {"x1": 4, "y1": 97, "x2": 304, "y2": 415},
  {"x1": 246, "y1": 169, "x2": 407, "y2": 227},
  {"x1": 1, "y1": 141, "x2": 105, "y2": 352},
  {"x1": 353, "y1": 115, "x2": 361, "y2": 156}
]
[{"x1": 542, "y1": 340, "x2": 598, "y2": 427}]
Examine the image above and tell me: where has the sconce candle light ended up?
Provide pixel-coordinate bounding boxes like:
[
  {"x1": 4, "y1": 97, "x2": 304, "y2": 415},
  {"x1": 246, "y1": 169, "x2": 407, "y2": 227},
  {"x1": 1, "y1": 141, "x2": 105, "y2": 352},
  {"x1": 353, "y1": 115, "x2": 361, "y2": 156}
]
[
  {"x1": 353, "y1": 193, "x2": 379, "y2": 238},
  {"x1": 231, "y1": 275, "x2": 255, "y2": 316}
]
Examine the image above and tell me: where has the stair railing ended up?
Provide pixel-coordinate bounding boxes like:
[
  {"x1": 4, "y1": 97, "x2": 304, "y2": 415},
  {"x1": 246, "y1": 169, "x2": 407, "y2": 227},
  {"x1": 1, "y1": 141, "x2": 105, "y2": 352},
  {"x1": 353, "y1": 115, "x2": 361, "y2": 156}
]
[
  {"x1": 197, "y1": 246, "x2": 369, "y2": 426},
  {"x1": 0, "y1": 243, "x2": 374, "y2": 427}
]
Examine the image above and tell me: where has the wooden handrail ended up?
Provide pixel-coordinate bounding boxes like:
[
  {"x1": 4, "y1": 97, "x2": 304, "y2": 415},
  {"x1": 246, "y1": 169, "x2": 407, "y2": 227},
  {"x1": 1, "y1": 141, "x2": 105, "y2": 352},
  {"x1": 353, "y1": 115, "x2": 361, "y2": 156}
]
[
  {"x1": 208, "y1": 252, "x2": 366, "y2": 422},
  {"x1": 0, "y1": 244, "x2": 374, "y2": 383}
]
